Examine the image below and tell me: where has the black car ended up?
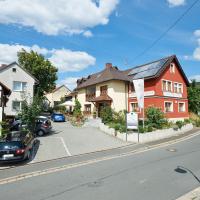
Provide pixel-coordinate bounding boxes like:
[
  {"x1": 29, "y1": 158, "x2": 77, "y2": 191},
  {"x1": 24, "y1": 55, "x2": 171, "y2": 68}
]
[{"x1": 0, "y1": 131, "x2": 35, "y2": 163}]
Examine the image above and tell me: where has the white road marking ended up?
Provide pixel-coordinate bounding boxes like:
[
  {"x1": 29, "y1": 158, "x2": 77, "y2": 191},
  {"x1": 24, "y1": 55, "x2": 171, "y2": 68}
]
[
  {"x1": 0, "y1": 131, "x2": 200, "y2": 185},
  {"x1": 55, "y1": 137, "x2": 72, "y2": 157}
]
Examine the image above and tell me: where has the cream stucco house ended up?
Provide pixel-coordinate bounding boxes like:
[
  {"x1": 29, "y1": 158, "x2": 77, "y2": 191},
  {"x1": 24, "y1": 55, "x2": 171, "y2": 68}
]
[
  {"x1": 74, "y1": 63, "x2": 129, "y2": 117},
  {"x1": 0, "y1": 62, "x2": 37, "y2": 117},
  {"x1": 45, "y1": 85, "x2": 71, "y2": 107}
]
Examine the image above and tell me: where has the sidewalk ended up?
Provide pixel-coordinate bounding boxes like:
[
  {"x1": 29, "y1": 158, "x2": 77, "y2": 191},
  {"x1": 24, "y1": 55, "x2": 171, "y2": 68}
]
[{"x1": 177, "y1": 187, "x2": 200, "y2": 200}]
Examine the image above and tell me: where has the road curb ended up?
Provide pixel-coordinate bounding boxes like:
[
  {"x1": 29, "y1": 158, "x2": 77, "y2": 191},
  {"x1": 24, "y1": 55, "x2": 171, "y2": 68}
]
[{"x1": 176, "y1": 187, "x2": 200, "y2": 200}]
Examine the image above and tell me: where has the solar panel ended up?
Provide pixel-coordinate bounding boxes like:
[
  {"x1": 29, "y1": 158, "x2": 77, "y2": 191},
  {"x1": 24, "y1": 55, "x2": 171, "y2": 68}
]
[{"x1": 128, "y1": 58, "x2": 168, "y2": 77}]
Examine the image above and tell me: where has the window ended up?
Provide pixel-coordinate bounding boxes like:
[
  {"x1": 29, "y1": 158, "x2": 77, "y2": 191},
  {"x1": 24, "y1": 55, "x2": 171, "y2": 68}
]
[
  {"x1": 164, "y1": 102, "x2": 173, "y2": 112},
  {"x1": 178, "y1": 83, "x2": 183, "y2": 93},
  {"x1": 100, "y1": 85, "x2": 108, "y2": 95},
  {"x1": 130, "y1": 102, "x2": 139, "y2": 112},
  {"x1": 84, "y1": 104, "x2": 91, "y2": 112},
  {"x1": 162, "y1": 80, "x2": 172, "y2": 92},
  {"x1": 170, "y1": 63, "x2": 175, "y2": 73},
  {"x1": 13, "y1": 81, "x2": 27, "y2": 92},
  {"x1": 12, "y1": 101, "x2": 21, "y2": 111},
  {"x1": 174, "y1": 83, "x2": 183, "y2": 93},
  {"x1": 178, "y1": 102, "x2": 185, "y2": 112},
  {"x1": 12, "y1": 68, "x2": 16, "y2": 72}
]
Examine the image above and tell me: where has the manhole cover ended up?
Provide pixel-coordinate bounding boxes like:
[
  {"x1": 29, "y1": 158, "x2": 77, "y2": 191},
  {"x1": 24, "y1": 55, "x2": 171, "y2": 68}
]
[
  {"x1": 166, "y1": 148, "x2": 177, "y2": 152},
  {"x1": 87, "y1": 180, "x2": 103, "y2": 188}
]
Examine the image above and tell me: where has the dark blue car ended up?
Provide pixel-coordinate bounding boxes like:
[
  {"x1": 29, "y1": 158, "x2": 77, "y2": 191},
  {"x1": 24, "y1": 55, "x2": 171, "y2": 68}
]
[{"x1": 51, "y1": 113, "x2": 65, "y2": 122}]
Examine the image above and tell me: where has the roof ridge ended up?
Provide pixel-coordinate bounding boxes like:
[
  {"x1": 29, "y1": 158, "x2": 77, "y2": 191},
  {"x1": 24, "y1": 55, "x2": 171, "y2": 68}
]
[{"x1": 124, "y1": 54, "x2": 175, "y2": 71}]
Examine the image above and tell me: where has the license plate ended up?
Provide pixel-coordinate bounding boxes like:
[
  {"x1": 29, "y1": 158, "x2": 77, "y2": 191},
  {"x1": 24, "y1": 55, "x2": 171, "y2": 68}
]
[{"x1": 3, "y1": 154, "x2": 14, "y2": 158}]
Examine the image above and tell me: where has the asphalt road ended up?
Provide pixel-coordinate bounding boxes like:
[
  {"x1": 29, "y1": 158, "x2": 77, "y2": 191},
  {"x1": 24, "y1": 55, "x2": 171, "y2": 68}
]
[
  {"x1": 32, "y1": 121, "x2": 127, "y2": 163},
  {"x1": 1, "y1": 132, "x2": 200, "y2": 200}
]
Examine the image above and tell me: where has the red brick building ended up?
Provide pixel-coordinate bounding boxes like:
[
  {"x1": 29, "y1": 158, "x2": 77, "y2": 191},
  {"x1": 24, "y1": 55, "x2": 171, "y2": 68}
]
[{"x1": 127, "y1": 55, "x2": 189, "y2": 120}]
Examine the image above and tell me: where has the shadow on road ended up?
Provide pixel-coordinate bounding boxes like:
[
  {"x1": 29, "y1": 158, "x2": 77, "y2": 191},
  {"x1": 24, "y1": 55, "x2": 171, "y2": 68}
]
[{"x1": 175, "y1": 166, "x2": 200, "y2": 184}]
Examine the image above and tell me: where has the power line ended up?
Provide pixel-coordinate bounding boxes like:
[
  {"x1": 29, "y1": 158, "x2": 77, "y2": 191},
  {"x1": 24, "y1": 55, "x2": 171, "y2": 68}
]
[{"x1": 128, "y1": 0, "x2": 200, "y2": 66}]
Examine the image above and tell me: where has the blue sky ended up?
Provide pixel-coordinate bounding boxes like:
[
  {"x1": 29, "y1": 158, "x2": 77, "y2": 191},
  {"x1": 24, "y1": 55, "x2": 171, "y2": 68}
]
[{"x1": 0, "y1": 0, "x2": 199, "y2": 89}]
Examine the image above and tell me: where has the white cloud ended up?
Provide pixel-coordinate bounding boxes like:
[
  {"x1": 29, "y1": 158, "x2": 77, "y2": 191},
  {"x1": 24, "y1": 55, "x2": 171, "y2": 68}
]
[
  {"x1": 193, "y1": 47, "x2": 200, "y2": 60},
  {"x1": 49, "y1": 49, "x2": 96, "y2": 72},
  {"x1": 0, "y1": 43, "x2": 96, "y2": 72},
  {"x1": 184, "y1": 29, "x2": 200, "y2": 61},
  {"x1": 0, "y1": 0, "x2": 119, "y2": 35},
  {"x1": 167, "y1": 0, "x2": 186, "y2": 7},
  {"x1": 194, "y1": 30, "x2": 200, "y2": 37},
  {"x1": 189, "y1": 75, "x2": 200, "y2": 82},
  {"x1": 83, "y1": 30, "x2": 93, "y2": 38},
  {"x1": 58, "y1": 77, "x2": 80, "y2": 90}
]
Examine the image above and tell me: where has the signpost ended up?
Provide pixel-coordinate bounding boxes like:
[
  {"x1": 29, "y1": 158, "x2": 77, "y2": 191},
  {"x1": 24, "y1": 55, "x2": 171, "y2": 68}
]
[{"x1": 126, "y1": 112, "x2": 139, "y2": 142}]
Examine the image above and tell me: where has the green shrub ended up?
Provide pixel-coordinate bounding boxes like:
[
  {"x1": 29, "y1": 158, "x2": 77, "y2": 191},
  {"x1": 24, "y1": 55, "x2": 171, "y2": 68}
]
[
  {"x1": 113, "y1": 123, "x2": 121, "y2": 131},
  {"x1": 100, "y1": 106, "x2": 113, "y2": 124},
  {"x1": 113, "y1": 110, "x2": 126, "y2": 124},
  {"x1": 147, "y1": 125, "x2": 153, "y2": 132},
  {"x1": 176, "y1": 120, "x2": 185, "y2": 129},
  {"x1": 194, "y1": 119, "x2": 200, "y2": 127},
  {"x1": 184, "y1": 118, "x2": 191, "y2": 124},
  {"x1": 119, "y1": 124, "x2": 126, "y2": 133},
  {"x1": 139, "y1": 126, "x2": 144, "y2": 133},
  {"x1": 145, "y1": 107, "x2": 166, "y2": 129}
]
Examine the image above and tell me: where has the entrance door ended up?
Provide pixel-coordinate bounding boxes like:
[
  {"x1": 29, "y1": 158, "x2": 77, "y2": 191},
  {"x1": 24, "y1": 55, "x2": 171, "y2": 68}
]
[{"x1": 98, "y1": 102, "x2": 109, "y2": 117}]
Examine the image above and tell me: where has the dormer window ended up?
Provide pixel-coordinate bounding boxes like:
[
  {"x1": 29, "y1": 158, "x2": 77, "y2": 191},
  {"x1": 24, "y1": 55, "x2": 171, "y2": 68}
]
[
  {"x1": 170, "y1": 63, "x2": 175, "y2": 73},
  {"x1": 12, "y1": 68, "x2": 16, "y2": 72}
]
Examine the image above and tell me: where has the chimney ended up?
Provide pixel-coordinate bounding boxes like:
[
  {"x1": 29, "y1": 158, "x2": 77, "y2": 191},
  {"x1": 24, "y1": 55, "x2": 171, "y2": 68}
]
[{"x1": 105, "y1": 63, "x2": 112, "y2": 69}]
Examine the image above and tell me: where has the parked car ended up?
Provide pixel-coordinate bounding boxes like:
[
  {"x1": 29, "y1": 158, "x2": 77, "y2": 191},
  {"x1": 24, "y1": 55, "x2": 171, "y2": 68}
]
[
  {"x1": 0, "y1": 131, "x2": 35, "y2": 163},
  {"x1": 51, "y1": 113, "x2": 65, "y2": 122},
  {"x1": 10, "y1": 116, "x2": 52, "y2": 137},
  {"x1": 35, "y1": 116, "x2": 52, "y2": 136}
]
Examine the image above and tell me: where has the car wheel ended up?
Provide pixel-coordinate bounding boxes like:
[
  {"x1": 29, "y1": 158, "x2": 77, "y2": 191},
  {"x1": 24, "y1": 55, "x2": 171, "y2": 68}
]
[{"x1": 37, "y1": 130, "x2": 44, "y2": 136}]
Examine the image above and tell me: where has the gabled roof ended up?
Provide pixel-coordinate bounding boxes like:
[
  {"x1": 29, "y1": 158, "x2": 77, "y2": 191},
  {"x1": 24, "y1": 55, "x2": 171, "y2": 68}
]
[
  {"x1": 76, "y1": 65, "x2": 131, "y2": 89},
  {"x1": 0, "y1": 62, "x2": 39, "y2": 83},
  {"x1": 50, "y1": 85, "x2": 71, "y2": 93},
  {"x1": 75, "y1": 55, "x2": 190, "y2": 89},
  {"x1": 0, "y1": 81, "x2": 11, "y2": 96},
  {"x1": 126, "y1": 55, "x2": 189, "y2": 86}
]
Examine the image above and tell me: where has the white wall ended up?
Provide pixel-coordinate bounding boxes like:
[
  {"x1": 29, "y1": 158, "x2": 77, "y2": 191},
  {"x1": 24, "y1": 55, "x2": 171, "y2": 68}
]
[
  {"x1": 45, "y1": 86, "x2": 71, "y2": 107},
  {"x1": 0, "y1": 63, "x2": 35, "y2": 116},
  {"x1": 77, "y1": 80, "x2": 128, "y2": 113}
]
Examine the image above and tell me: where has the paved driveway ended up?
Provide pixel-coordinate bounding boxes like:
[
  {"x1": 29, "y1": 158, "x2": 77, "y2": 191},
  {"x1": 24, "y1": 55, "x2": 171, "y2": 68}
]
[{"x1": 31, "y1": 121, "x2": 128, "y2": 163}]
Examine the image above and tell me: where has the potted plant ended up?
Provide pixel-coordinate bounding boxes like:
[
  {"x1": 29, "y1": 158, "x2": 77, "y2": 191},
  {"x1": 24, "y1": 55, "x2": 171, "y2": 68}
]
[{"x1": 93, "y1": 111, "x2": 97, "y2": 119}]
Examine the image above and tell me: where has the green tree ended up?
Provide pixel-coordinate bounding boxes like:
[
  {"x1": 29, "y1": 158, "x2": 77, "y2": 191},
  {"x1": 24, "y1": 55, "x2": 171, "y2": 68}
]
[
  {"x1": 188, "y1": 80, "x2": 200, "y2": 114},
  {"x1": 18, "y1": 95, "x2": 43, "y2": 132},
  {"x1": 73, "y1": 99, "x2": 82, "y2": 118},
  {"x1": 18, "y1": 49, "x2": 58, "y2": 96}
]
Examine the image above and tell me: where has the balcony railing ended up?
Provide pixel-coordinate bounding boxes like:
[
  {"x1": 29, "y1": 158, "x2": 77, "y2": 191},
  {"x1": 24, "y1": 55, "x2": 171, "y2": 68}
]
[{"x1": 86, "y1": 93, "x2": 95, "y2": 101}]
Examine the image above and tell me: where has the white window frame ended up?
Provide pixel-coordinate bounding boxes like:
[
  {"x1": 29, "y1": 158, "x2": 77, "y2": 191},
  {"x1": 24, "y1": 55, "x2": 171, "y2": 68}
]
[
  {"x1": 162, "y1": 79, "x2": 172, "y2": 92},
  {"x1": 13, "y1": 81, "x2": 27, "y2": 92},
  {"x1": 12, "y1": 101, "x2": 22, "y2": 112},
  {"x1": 178, "y1": 102, "x2": 186, "y2": 112},
  {"x1": 174, "y1": 82, "x2": 183, "y2": 93},
  {"x1": 164, "y1": 101, "x2": 173, "y2": 113}
]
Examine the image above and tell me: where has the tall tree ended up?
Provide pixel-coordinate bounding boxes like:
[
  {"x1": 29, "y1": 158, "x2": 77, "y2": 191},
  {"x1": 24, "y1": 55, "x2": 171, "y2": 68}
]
[
  {"x1": 188, "y1": 80, "x2": 200, "y2": 114},
  {"x1": 18, "y1": 49, "x2": 58, "y2": 96}
]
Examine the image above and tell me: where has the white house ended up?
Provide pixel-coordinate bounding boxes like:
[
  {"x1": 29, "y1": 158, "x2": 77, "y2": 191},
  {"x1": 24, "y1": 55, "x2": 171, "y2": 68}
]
[
  {"x1": 0, "y1": 62, "x2": 37, "y2": 117},
  {"x1": 45, "y1": 85, "x2": 71, "y2": 107}
]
